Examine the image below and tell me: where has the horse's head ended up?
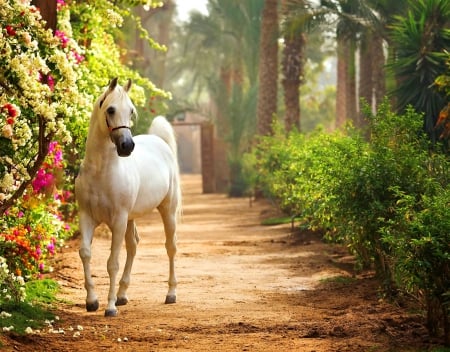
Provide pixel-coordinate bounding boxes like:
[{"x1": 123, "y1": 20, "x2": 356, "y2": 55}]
[{"x1": 98, "y1": 78, "x2": 136, "y2": 157}]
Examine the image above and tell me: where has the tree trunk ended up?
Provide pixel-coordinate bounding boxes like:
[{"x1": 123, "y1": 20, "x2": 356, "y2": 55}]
[
  {"x1": 336, "y1": 36, "x2": 348, "y2": 128},
  {"x1": 31, "y1": 0, "x2": 57, "y2": 32},
  {"x1": 282, "y1": 29, "x2": 305, "y2": 132},
  {"x1": 336, "y1": 35, "x2": 357, "y2": 128},
  {"x1": 256, "y1": 0, "x2": 279, "y2": 136},
  {"x1": 346, "y1": 38, "x2": 357, "y2": 126},
  {"x1": 155, "y1": 0, "x2": 175, "y2": 88},
  {"x1": 372, "y1": 32, "x2": 386, "y2": 111},
  {"x1": 359, "y1": 31, "x2": 374, "y2": 127}
]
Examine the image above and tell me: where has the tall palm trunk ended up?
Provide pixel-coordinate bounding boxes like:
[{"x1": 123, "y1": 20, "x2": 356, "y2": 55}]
[
  {"x1": 282, "y1": 31, "x2": 305, "y2": 132},
  {"x1": 359, "y1": 30, "x2": 374, "y2": 127},
  {"x1": 359, "y1": 30, "x2": 386, "y2": 128},
  {"x1": 336, "y1": 36, "x2": 348, "y2": 128},
  {"x1": 257, "y1": 0, "x2": 279, "y2": 136},
  {"x1": 372, "y1": 32, "x2": 386, "y2": 110},
  {"x1": 336, "y1": 34, "x2": 357, "y2": 128}
]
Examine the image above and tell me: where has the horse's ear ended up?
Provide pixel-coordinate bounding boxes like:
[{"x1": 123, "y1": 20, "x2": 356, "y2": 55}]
[
  {"x1": 109, "y1": 77, "x2": 118, "y2": 91},
  {"x1": 124, "y1": 79, "x2": 132, "y2": 92}
]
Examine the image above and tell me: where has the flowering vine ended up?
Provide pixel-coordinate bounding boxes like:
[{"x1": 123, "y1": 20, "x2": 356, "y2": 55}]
[
  {"x1": 0, "y1": 0, "x2": 170, "y2": 282},
  {"x1": 0, "y1": 0, "x2": 90, "y2": 214}
]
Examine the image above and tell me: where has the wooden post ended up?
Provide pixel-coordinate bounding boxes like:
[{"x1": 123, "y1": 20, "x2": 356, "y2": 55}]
[{"x1": 201, "y1": 123, "x2": 215, "y2": 193}]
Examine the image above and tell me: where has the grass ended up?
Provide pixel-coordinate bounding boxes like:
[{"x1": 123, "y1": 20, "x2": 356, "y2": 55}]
[
  {"x1": 0, "y1": 279, "x2": 59, "y2": 334},
  {"x1": 319, "y1": 275, "x2": 356, "y2": 285},
  {"x1": 261, "y1": 216, "x2": 302, "y2": 226}
]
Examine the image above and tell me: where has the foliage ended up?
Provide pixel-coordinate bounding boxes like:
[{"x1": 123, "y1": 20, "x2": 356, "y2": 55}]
[
  {"x1": 388, "y1": 0, "x2": 450, "y2": 141},
  {"x1": 252, "y1": 120, "x2": 365, "y2": 232},
  {"x1": 0, "y1": 267, "x2": 59, "y2": 334},
  {"x1": 249, "y1": 102, "x2": 450, "y2": 340},
  {"x1": 0, "y1": 141, "x2": 73, "y2": 279},
  {"x1": 169, "y1": 0, "x2": 264, "y2": 195},
  {"x1": 67, "y1": 0, "x2": 170, "y2": 139},
  {"x1": 380, "y1": 185, "x2": 450, "y2": 340},
  {"x1": 0, "y1": 0, "x2": 89, "y2": 213}
]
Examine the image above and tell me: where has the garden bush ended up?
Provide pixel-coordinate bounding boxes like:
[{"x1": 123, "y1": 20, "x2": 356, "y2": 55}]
[{"x1": 249, "y1": 103, "x2": 450, "y2": 341}]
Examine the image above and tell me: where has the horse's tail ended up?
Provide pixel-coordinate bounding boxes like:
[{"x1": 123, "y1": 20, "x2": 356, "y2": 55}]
[
  {"x1": 149, "y1": 116, "x2": 178, "y2": 159},
  {"x1": 149, "y1": 116, "x2": 182, "y2": 221}
]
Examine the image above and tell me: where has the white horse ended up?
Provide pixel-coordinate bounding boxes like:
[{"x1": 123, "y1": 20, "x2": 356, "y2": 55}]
[{"x1": 75, "y1": 78, "x2": 181, "y2": 317}]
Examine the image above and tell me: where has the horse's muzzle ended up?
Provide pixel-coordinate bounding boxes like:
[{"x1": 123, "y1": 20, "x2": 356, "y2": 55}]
[
  {"x1": 111, "y1": 131, "x2": 135, "y2": 157},
  {"x1": 116, "y1": 137, "x2": 135, "y2": 157}
]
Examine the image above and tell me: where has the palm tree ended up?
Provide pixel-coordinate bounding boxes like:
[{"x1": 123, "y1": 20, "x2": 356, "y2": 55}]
[
  {"x1": 388, "y1": 0, "x2": 450, "y2": 142},
  {"x1": 256, "y1": 0, "x2": 279, "y2": 136},
  {"x1": 167, "y1": 0, "x2": 264, "y2": 194},
  {"x1": 281, "y1": 0, "x2": 307, "y2": 132}
]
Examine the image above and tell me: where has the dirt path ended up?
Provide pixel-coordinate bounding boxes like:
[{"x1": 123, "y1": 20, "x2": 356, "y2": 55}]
[{"x1": 3, "y1": 175, "x2": 432, "y2": 351}]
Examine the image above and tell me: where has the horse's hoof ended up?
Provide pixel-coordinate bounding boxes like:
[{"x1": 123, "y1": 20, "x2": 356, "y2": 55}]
[
  {"x1": 165, "y1": 295, "x2": 176, "y2": 304},
  {"x1": 116, "y1": 297, "x2": 128, "y2": 306},
  {"x1": 104, "y1": 309, "x2": 118, "y2": 317},
  {"x1": 86, "y1": 300, "x2": 99, "y2": 312}
]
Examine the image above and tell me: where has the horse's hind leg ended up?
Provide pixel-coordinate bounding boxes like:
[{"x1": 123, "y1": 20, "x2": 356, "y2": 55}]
[
  {"x1": 158, "y1": 205, "x2": 178, "y2": 304},
  {"x1": 116, "y1": 220, "x2": 139, "y2": 306},
  {"x1": 78, "y1": 212, "x2": 99, "y2": 312}
]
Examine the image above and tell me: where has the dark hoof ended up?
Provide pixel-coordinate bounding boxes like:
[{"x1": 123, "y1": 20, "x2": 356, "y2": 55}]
[
  {"x1": 116, "y1": 297, "x2": 128, "y2": 306},
  {"x1": 165, "y1": 295, "x2": 176, "y2": 304},
  {"x1": 86, "y1": 300, "x2": 99, "y2": 312},
  {"x1": 104, "y1": 309, "x2": 118, "y2": 317}
]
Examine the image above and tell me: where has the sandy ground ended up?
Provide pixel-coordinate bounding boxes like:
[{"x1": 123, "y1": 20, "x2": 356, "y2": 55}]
[{"x1": 1, "y1": 174, "x2": 439, "y2": 351}]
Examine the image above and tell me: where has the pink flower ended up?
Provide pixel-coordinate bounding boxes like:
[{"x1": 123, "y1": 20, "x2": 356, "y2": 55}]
[
  {"x1": 47, "y1": 242, "x2": 55, "y2": 255},
  {"x1": 48, "y1": 141, "x2": 58, "y2": 153},
  {"x1": 38, "y1": 73, "x2": 55, "y2": 91},
  {"x1": 47, "y1": 75, "x2": 55, "y2": 91},
  {"x1": 71, "y1": 50, "x2": 85, "y2": 64},
  {"x1": 56, "y1": 0, "x2": 66, "y2": 10},
  {"x1": 32, "y1": 169, "x2": 54, "y2": 193},
  {"x1": 55, "y1": 29, "x2": 69, "y2": 48}
]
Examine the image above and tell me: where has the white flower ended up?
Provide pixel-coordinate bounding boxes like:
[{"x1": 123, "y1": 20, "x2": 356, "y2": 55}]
[
  {"x1": 0, "y1": 311, "x2": 12, "y2": 318},
  {"x1": 0, "y1": 173, "x2": 14, "y2": 190},
  {"x1": 25, "y1": 327, "x2": 33, "y2": 334},
  {"x1": 15, "y1": 276, "x2": 25, "y2": 286}
]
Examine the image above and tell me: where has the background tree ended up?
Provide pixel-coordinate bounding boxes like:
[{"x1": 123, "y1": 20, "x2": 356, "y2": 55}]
[
  {"x1": 257, "y1": 0, "x2": 279, "y2": 136},
  {"x1": 388, "y1": 0, "x2": 450, "y2": 142},
  {"x1": 281, "y1": 0, "x2": 307, "y2": 132}
]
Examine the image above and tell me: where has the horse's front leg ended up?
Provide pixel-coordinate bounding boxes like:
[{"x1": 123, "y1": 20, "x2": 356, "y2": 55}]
[
  {"x1": 105, "y1": 219, "x2": 127, "y2": 317},
  {"x1": 116, "y1": 220, "x2": 139, "y2": 306},
  {"x1": 78, "y1": 212, "x2": 99, "y2": 312}
]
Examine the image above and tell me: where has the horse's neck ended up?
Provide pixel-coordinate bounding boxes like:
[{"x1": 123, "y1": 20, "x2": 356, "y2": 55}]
[{"x1": 83, "y1": 117, "x2": 115, "y2": 171}]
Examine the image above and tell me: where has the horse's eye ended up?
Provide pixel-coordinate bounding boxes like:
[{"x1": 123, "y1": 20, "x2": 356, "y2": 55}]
[
  {"x1": 107, "y1": 107, "x2": 115, "y2": 115},
  {"x1": 130, "y1": 109, "x2": 134, "y2": 116}
]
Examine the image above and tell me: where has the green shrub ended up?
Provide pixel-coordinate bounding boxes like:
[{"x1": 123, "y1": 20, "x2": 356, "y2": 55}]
[
  {"x1": 249, "y1": 102, "x2": 450, "y2": 341},
  {"x1": 380, "y1": 182, "x2": 450, "y2": 342}
]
